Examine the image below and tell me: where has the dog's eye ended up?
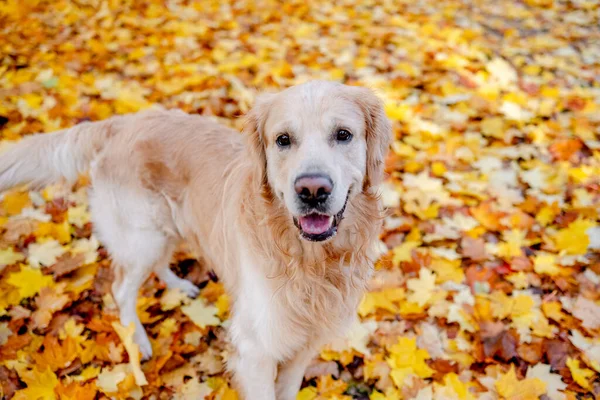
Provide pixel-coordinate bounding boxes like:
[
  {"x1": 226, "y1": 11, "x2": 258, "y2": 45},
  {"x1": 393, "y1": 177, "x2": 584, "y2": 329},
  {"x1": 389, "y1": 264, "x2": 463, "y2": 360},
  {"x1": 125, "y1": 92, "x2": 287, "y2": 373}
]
[
  {"x1": 336, "y1": 129, "x2": 353, "y2": 142},
  {"x1": 276, "y1": 134, "x2": 291, "y2": 148}
]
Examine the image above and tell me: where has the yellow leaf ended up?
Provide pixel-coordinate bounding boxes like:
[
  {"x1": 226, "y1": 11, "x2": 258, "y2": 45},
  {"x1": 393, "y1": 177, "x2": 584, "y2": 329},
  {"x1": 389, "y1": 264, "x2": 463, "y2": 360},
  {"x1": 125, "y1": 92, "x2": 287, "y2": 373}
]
[
  {"x1": 481, "y1": 117, "x2": 505, "y2": 139},
  {"x1": 358, "y1": 288, "x2": 404, "y2": 317},
  {"x1": 67, "y1": 205, "x2": 90, "y2": 229},
  {"x1": 96, "y1": 364, "x2": 130, "y2": 394},
  {"x1": 181, "y1": 298, "x2": 220, "y2": 329},
  {"x1": 554, "y1": 218, "x2": 597, "y2": 255},
  {"x1": 438, "y1": 373, "x2": 475, "y2": 400},
  {"x1": 430, "y1": 258, "x2": 464, "y2": 283},
  {"x1": 533, "y1": 253, "x2": 560, "y2": 276},
  {"x1": 2, "y1": 191, "x2": 31, "y2": 215},
  {"x1": 392, "y1": 241, "x2": 420, "y2": 265},
  {"x1": 387, "y1": 337, "x2": 433, "y2": 388},
  {"x1": 495, "y1": 365, "x2": 546, "y2": 400},
  {"x1": 297, "y1": 387, "x2": 317, "y2": 400},
  {"x1": 111, "y1": 322, "x2": 148, "y2": 386},
  {"x1": 407, "y1": 268, "x2": 436, "y2": 307},
  {"x1": 215, "y1": 293, "x2": 230, "y2": 318},
  {"x1": 542, "y1": 301, "x2": 564, "y2": 322},
  {"x1": 0, "y1": 247, "x2": 25, "y2": 268},
  {"x1": 35, "y1": 221, "x2": 71, "y2": 244},
  {"x1": 7, "y1": 265, "x2": 54, "y2": 300},
  {"x1": 497, "y1": 230, "x2": 526, "y2": 258},
  {"x1": 12, "y1": 367, "x2": 58, "y2": 400},
  {"x1": 566, "y1": 358, "x2": 594, "y2": 390}
]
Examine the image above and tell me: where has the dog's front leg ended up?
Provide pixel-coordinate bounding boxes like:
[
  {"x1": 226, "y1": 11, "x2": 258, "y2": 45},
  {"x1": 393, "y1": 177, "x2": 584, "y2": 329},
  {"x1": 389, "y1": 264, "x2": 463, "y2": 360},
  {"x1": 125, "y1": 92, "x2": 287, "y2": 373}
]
[
  {"x1": 276, "y1": 346, "x2": 319, "y2": 400},
  {"x1": 229, "y1": 329, "x2": 277, "y2": 400}
]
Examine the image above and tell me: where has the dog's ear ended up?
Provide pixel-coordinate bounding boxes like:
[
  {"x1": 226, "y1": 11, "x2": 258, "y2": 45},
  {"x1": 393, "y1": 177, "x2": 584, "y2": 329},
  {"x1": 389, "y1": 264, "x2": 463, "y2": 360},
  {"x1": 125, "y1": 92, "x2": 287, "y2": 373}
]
[
  {"x1": 349, "y1": 87, "x2": 392, "y2": 190},
  {"x1": 243, "y1": 93, "x2": 276, "y2": 187}
]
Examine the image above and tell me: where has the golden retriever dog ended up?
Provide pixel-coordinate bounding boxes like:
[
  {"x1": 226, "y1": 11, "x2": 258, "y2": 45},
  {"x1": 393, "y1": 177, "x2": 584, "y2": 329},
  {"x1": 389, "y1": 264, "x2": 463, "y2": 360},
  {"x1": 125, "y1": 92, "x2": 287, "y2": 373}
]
[{"x1": 0, "y1": 81, "x2": 391, "y2": 399}]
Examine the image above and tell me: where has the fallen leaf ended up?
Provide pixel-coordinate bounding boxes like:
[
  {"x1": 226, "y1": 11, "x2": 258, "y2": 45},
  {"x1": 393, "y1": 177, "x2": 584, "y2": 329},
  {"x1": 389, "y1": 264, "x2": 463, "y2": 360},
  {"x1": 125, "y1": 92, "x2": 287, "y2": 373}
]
[
  {"x1": 181, "y1": 298, "x2": 220, "y2": 329},
  {"x1": 12, "y1": 367, "x2": 58, "y2": 400},
  {"x1": 495, "y1": 365, "x2": 546, "y2": 400},
  {"x1": 111, "y1": 321, "x2": 148, "y2": 386}
]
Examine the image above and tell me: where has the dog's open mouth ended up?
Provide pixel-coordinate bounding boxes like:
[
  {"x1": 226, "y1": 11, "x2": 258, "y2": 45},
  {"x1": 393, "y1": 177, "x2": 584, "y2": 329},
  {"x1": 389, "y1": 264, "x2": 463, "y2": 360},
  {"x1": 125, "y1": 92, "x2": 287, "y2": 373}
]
[{"x1": 293, "y1": 195, "x2": 349, "y2": 242}]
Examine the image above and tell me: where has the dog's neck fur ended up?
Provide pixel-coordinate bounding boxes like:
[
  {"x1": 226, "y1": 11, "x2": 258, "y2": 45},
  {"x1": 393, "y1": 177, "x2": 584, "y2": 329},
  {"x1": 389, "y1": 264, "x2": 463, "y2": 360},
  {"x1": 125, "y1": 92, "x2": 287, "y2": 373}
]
[{"x1": 229, "y1": 165, "x2": 382, "y2": 326}]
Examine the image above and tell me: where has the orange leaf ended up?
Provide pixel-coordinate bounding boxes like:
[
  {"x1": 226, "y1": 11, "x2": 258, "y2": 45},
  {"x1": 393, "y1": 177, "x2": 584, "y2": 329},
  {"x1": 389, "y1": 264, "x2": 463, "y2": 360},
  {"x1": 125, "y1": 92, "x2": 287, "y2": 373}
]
[
  {"x1": 32, "y1": 336, "x2": 79, "y2": 371},
  {"x1": 55, "y1": 381, "x2": 97, "y2": 400}
]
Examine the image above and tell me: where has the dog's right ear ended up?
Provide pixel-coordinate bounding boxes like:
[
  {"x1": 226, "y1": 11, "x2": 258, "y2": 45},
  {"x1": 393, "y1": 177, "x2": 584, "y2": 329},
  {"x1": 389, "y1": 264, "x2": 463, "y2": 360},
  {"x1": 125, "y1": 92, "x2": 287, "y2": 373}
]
[{"x1": 243, "y1": 93, "x2": 275, "y2": 187}]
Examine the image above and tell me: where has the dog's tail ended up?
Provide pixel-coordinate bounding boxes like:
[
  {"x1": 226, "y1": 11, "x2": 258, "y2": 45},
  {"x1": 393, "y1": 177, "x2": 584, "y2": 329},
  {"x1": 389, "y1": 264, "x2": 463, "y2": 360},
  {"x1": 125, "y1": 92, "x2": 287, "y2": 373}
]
[{"x1": 0, "y1": 117, "x2": 122, "y2": 192}]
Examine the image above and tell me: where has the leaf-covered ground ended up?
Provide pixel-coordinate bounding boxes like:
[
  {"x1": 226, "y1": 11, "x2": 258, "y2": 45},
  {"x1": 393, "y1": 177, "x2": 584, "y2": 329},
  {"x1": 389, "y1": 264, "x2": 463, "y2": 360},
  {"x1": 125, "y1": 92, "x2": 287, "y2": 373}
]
[{"x1": 1, "y1": 0, "x2": 600, "y2": 399}]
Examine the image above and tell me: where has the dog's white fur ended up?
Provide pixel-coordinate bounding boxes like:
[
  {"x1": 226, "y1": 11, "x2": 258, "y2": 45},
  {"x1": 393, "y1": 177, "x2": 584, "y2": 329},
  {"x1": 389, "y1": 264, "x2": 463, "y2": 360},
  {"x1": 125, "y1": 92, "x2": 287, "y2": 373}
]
[{"x1": 0, "y1": 81, "x2": 391, "y2": 399}]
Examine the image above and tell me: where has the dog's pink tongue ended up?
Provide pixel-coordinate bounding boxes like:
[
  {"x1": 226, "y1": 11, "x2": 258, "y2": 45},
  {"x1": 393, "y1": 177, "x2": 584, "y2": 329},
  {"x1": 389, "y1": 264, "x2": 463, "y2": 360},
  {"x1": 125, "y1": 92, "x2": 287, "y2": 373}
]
[{"x1": 299, "y1": 214, "x2": 332, "y2": 235}]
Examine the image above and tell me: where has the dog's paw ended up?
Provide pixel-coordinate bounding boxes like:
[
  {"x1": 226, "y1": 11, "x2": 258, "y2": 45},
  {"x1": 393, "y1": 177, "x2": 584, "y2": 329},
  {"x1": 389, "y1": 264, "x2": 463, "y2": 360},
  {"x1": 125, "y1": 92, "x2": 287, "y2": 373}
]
[
  {"x1": 135, "y1": 330, "x2": 153, "y2": 361},
  {"x1": 177, "y1": 279, "x2": 200, "y2": 298}
]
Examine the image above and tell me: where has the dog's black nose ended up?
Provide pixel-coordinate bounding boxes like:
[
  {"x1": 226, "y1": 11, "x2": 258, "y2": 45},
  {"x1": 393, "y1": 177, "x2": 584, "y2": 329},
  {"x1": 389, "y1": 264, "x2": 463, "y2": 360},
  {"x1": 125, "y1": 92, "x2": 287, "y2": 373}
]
[{"x1": 294, "y1": 174, "x2": 333, "y2": 205}]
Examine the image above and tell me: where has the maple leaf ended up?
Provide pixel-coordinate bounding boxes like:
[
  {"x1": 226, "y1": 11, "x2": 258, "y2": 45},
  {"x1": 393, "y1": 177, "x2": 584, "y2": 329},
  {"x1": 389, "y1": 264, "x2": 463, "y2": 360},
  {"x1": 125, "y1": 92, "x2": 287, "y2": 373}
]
[
  {"x1": 406, "y1": 268, "x2": 436, "y2": 307},
  {"x1": 525, "y1": 364, "x2": 566, "y2": 400},
  {"x1": 533, "y1": 253, "x2": 560, "y2": 276},
  {"x1": 2, "y1": 190, "x2": 31, "y2": 215},
  {"x1": 554, "y1": 218, "x2": 596, "y2": 255},
  {"x1": 392, "y1": 241, "x2": 420, "y2": 265},
  {"x1": 96, "y1": 364, "x2": 131, "y2": 394},
  {"x1": 386, "y1": 337, "x2": 433, "y2": 387},
  {"x1": 7, "y1": 265, "x2": 54, "y2": 300},
  {"x1": 460, "y1": 237, "x2": 487, "y2": 261},
  {"x1": 566, "y1": 358, "x2": 594, "y2": 390},
  {"x1": 111, "y1": 321, "x2": 148, "y2": 386},
  {"x1": 66, "y1": 205, "x2": 90, "y2": 228},
  {"x1": 0, "y1": 247, "x2": 25, "y2": 271},
  {"x1": 32, "y1": 335, "x2": 79, "y2": 371},
  {"x1": 181, "y1": 298, "x2": 220, "y2": 329},
  {"x1": 173, "y1": 380, "x2": 213, "y2": 400},
  {"x1": 358, "y1": 288, "x2": 405, "y2": 317},
  {"x1": 54, "y1": 381, "x2": 97, "y2": 400},
  {"x1": 30, "y1": 284, "x2": 71, "y2": 329},
  {"x1": 329, "y1": 319, "x2": 377, "y2": 356},
  {"x1": 28, "y1": 240, "x2": 66, "y2": 268},
  {"x1": 160, "y1": 288, "x2": 191, "y2": 311},
  {"x1": 569, "y1": 330, "x2": 600, "y2": 372},
  {"x1": 495, "y1": 365, "x2": 546, "y2": 400},
  {"x1": 12, "y1": 367, "x2": 58, "y2": 400},
  {"x1": 35, "y1": 221, "x2": 71, "y2": 244},
  {"x1": 46, "y1": 253, "x2": 85, "y2": 278},
  {"x1": 572, "y1": 296, "x2": 600, "y2": 330},
  {"x1": 70, "y1": 236, "x2": 99, "y2": 265}
]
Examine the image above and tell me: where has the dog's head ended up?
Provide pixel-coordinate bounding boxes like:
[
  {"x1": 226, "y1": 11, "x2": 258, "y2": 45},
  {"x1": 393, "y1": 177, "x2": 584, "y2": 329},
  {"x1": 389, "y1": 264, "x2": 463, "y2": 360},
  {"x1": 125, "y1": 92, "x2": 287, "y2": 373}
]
[{"x1": 244, "y1": 81, "x2": 391, "y2": 242}]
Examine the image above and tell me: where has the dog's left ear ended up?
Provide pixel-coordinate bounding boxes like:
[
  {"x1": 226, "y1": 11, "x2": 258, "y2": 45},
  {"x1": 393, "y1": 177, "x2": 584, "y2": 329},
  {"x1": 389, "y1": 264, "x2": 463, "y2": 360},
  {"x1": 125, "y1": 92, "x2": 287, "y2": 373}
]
[
  {"x1": 349, "y1": 87, "x2": 392, "y2": 190},
  {"x1": 243, "y1": 93, "x2": 276, "y2": 187}
]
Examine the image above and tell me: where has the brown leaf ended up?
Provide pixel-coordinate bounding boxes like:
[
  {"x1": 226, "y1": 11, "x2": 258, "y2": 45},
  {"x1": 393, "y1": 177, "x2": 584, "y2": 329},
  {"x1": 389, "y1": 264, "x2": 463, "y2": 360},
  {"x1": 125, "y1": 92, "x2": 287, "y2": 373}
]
[
  {"x1": 0, "y1": 365, "x2": 22, "y2": 398},
  {"x1": 461, "y1": 237, "x2": 487, "y2": 261},
  {"x1": 518, "y1": 339, "x2": 543, "y2": 364},
  {"x1": 1, "y1": 218, "x2": 37, "y2": 244},
  {"x1": 46, "y1": 253, "x2": 86, "y2": 278},
  {"x1": 482, "y1": 329, "x2": 518, "y2": 362},
  {"x1": 544, "y1": 339, "x2": 570, "y2": 373},
  {"x1": 479, "y1": 321, "x2": 505, "y2": 339},
  {"x1": 30, "y1": 285, "x2": 71, "y2": 330},
  {"x1": 0, "y1": 333, "x2": 32, "y2": 360}
]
